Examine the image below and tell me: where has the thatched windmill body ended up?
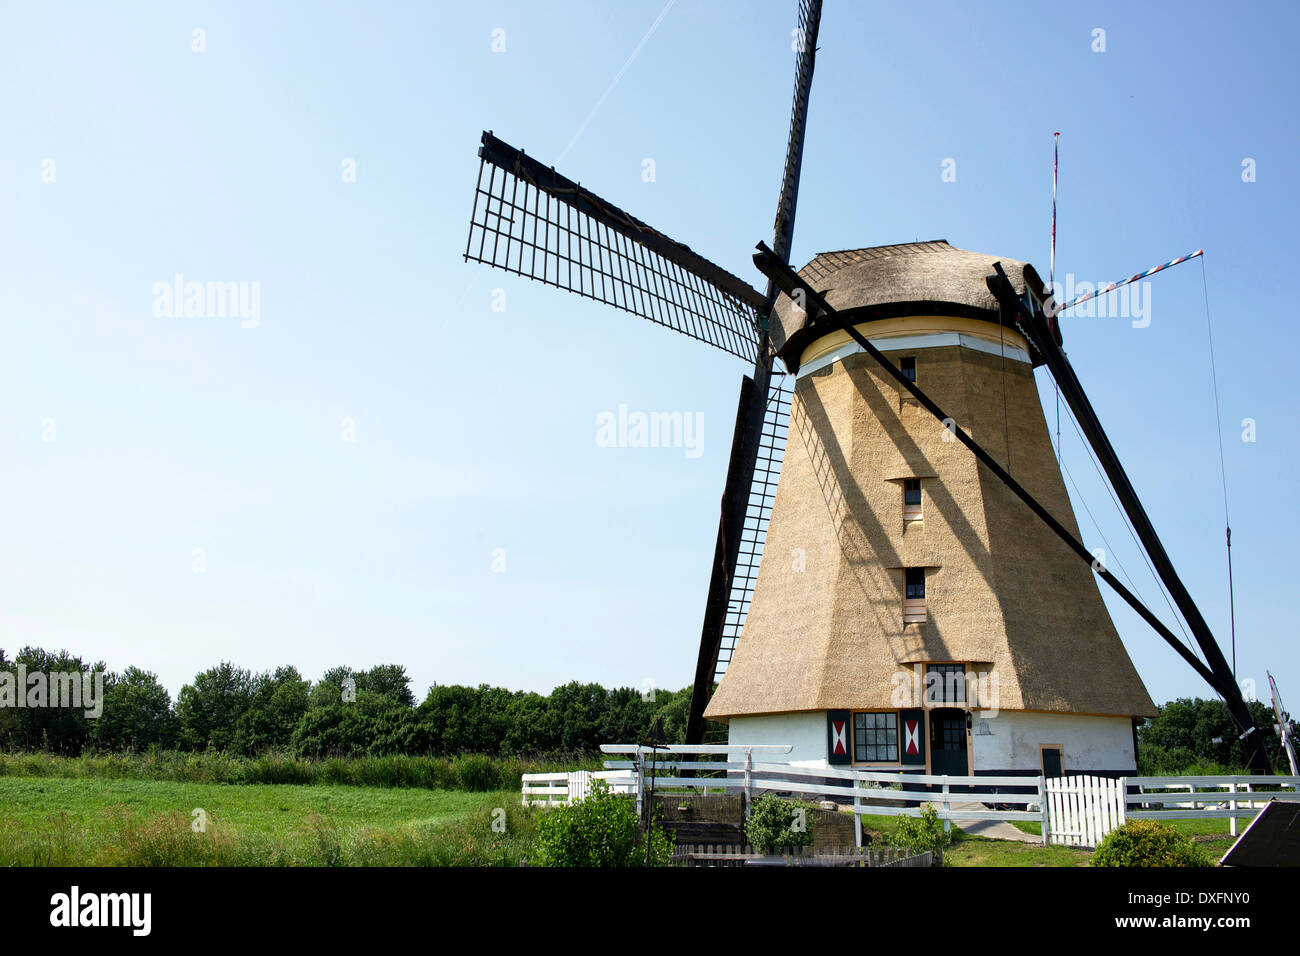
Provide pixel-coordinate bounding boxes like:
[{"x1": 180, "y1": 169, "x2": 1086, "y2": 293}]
[
  {"x1": 462, "y1": 0, "x2": 1271, "y2": 776},
  {"x1": 706, "y1": 243, "x2": 1155, "y2": 776}
]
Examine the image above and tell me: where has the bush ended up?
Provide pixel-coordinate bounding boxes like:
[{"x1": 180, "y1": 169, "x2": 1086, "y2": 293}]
[
  {"x1": 1091, "y1": 820, "x2": 1211, "y2": 868},
  {"x1": 532, "y1": 780, "x2": 673, "y2": 866},
  {"x1": 744, "y1": 793, "x2": 817, "y2": 853},
  {"x1": 451, "y1": 754, "x2": 502, "y2": 792},
  {"x1": 891, "y1": 805, "x2": 950, "y2": 858}
]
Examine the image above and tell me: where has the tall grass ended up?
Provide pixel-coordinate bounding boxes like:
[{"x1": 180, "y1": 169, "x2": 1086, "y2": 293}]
[
  {"x1": 0, "y1": 750, "x2": 601, "y2": 792},
  {"x1": 0, "y1": 802, "x2": 540, "y2": 867}
]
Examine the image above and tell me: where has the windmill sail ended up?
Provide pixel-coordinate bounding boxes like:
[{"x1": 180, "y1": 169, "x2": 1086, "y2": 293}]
[
  {"x1": 684, "y1": 0, "x2": 823, "y2": 744},
  {"x1": 465, "y1": 131, "x2": 766, "y2": 362},
  {"x1": 714, "y1": 374, "x2": 792, "y2": 683}
]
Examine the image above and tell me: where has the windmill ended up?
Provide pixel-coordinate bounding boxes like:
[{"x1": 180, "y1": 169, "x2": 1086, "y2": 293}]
[{"x1": 461, "y1": 0, "x2": 1272, "y2": 775}]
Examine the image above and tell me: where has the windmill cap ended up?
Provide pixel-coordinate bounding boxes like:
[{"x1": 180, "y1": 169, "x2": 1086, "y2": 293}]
[{"x1": 771, "y1": 240, "x2": 1048, "y2": 369}]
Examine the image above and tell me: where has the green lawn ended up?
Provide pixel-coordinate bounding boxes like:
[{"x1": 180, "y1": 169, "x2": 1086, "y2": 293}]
[
  {"x1": 0, "y1": 776, "x2": 534, "y2": 866},
  {"x1": 0, "y1": 770, "x2": 1247, "y2": 867},
  {"x1": 1014, "y1": 815, "x2": 1241, "y2": 840},
  {"x1": 858, "y1": 809, "x2": 1242, "y2": 867}
]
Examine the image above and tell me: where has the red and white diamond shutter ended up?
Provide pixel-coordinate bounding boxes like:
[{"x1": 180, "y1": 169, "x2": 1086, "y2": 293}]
[
  {"x1": 827, "y1": 710, "x2": 851, "y2": 765},
  {"x1": 900, "y1": 708, "x2": 926, "y2": 766}
]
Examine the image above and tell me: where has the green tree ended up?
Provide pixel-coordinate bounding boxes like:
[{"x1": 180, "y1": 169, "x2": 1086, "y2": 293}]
[
  {"x1": 546, "y1": 681, "x2": 608, "y2": 752},
  {"x1": 1138, "y1": 697, "x2": 1284, "y2": 771},
  {"x1": 309, "y1": 664, "x2": 414, "y2": 709},
  {"x1": 502, "y1": 691, "x2": 553, "y2": 754},
  {"x1": 417, "y1": 684, "x2": 512, "y2": 754},
  {"x1": 176, "y1": 662, "x2": 255, "y2": 751},
  {"x1": 233, "y1": 665, "x2": 310, "y2": 754},
  {"x1": 89, "y1": 667, "x2": 177, "y2": 751},
  {"x1": 0, "y1": 646, "x2": 106, "y2": 754},
  {"x1": 290, "y1": 690, "x2": 425, "y2": 758}
]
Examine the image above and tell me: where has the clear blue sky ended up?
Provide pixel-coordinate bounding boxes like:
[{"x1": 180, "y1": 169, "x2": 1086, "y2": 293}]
[{"x1": 1, "y1": 0, "x2": 1295, "y2": 713}]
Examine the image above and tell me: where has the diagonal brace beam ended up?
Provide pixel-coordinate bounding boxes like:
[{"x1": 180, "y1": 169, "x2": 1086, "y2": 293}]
[{"x1": 987, "y1": 262, "x2": 1268, "y2": 773}]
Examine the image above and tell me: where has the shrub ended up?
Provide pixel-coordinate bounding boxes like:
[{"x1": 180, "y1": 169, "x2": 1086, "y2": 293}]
[
  {"x1": 891, "y1": 805, "x2": 950, "y2": 858},
  {"x1": 744, "y1": 793, "x2": 817, "y2": 853},
  {"x1": 532, "y1": 780, "x2": 673, "y2": 866},
  {"x1": 1091, "y1": 820, "x2": 1211, "y2": 868},
  {"x1": 451, "y1": 753, "x2": 501, "y2": 792}
]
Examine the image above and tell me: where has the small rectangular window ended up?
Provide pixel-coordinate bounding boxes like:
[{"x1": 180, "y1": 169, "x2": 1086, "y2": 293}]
[
  {"x1": 903, "y1": 478, "x2": 922, "y2": 520},
  {"x1": 925, "y1": 663, "x2": 967, "y2": 705},
  {"x1": 903, "y1": 479, "x2": 922, "y2": 506},
  {"x1": 900, "y1": 356, "x2": 916, "y2": 382},
  {"x1": 904, "y1": 568, "x2": 926, "y2": 624},
  {"x1": 905, "y1": 567, "x2": 926, "y2": 599}
]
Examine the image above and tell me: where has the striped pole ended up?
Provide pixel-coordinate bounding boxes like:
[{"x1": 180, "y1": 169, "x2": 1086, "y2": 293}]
[
  {"x1": 1050, "y1": 133, "x2": 1060, "y2": 464},
  {"x1": 1061, "y1": 249, "x2": 1204, "y2": 311},
  {"x1": 1050, "y1": 133, "x2": 1059, "y2": 291}
]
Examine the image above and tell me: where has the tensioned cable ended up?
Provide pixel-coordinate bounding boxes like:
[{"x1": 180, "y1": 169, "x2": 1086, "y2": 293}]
[
  {"x1": 1200, "y1": 254, "x2": 1236, "y2": 678},
  {"x1": 1060, "y1": 453, "x2": 1148, "y2": 605},
  {"x1": 1051, "y1": 367, "x2": 1201, "y2": 660}
]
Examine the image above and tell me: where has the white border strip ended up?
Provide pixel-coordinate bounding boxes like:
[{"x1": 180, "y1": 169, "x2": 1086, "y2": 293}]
[{"x1": 796, "y1": 332, "x2": 1030, "y2": 379}]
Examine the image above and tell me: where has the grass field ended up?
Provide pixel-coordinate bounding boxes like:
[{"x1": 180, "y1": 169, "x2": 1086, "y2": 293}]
[
  {"x1": 0, "y1": 757, "x2": 1243, "y2": 866},
  {"x1": 0, "y1": 776, "x2": 535, "y2": 866}
]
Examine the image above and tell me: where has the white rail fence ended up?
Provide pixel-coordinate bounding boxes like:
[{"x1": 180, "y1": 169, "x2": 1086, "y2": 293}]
[
  {"x1": 521, "y1": 746, "x2": 1300, "y2": 851},
  {"x1": 1125, "y1": 775, "x2": 1300, "y2": 837},
  {"x1": 524, "y1": 745, "x2": 1046, "y2": 848},
  {"x1": 521, "y1": 770, "x2": 635, "y2": 807}
]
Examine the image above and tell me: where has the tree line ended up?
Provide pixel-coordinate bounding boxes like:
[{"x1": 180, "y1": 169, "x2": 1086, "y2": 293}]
[
  {"x1": 2, "y1": 647, "x2": 1292, "y2": 770},
  {"x1": 1136, "y1": 696, "x2": 1295, "y2": 774},
  {"x1": 0, "y1": 646, "x2": 694, "y2": 757}
]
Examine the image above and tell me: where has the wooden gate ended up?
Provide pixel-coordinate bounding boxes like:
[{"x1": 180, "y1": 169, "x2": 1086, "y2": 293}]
[{"x1": 1045, "y1": 774, "x2": 1126, "y2": 847}]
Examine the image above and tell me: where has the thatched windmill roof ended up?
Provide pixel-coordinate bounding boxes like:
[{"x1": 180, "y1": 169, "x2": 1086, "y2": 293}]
[{"x1": 770, "y1": 241, "x2": 1050, "y2": 370}]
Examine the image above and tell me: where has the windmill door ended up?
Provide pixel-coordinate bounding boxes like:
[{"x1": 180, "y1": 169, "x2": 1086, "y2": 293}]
[{"x1": 929, "y1": 709, "x2": 969, "y2": 776}]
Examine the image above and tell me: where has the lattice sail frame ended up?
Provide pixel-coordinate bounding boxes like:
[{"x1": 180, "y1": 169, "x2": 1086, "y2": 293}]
[
  {"x1": 714, "y1": 374, "x2": 793, "y2": 681},
  {"x1": 465, "y1": 132, "x2": 767, "y2": 363}
]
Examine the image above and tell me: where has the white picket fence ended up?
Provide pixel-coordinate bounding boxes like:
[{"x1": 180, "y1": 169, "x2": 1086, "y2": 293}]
[
  {"x1": 1045, "y1": 775, "x2": 1126, "y2": 847},
  {"x1": 523, "y1": 746, "x2": 1300, "y2": 851},
  {"x1": 1045, "y1": 773, "x2": 1300, "y2": 847}
]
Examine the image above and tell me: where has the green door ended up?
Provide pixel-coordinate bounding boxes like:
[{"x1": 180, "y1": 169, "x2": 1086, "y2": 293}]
[
  {"x1": 1042, "y1": 747, "x2": 1063, "y2": 779},
  {"x1": 929, "y1": 709, "x2": 968, "y2": 776}
]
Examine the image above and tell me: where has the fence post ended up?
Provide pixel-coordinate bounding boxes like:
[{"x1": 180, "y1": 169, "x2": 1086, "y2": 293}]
[
  {"x1": 744, "y1": 749, "x2": 753, "y2": 820},
  {"x1": 1229, "y1": 782, "x2": 1238, "y2": 838},
  {"x1": 1037, "y1": 775, "x2": 1049, "y2": 845},
  {"x1": 854, "y1": 775, "x2": 863, "y2": 849},
  {"x1": 635, "y1": 750, "x2": 644, "y2": 819},
  {"x1": 942, "y1": 778, "x2": 951, "y2": 834}
]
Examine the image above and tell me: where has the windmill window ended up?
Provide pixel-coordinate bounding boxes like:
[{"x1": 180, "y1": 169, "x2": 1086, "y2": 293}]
[
  {"x1": 900, "y1": 356, "x2": 916, "y2": 383},
  {"x1": 925, "y1": 663, "x2": 967, "y2": 705},
  {"x1": 905, "y1": 568, "x2": 925, "y2": 599},
  {"x1": 904, "y1": 568, "x2": 926, "y2": 624},
  {"x1": 853, "y1": 711, "x2": 899, "y2": 763},
  {"x1": 903, "y1": 478, "x2": 922, "y2": 520}
]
